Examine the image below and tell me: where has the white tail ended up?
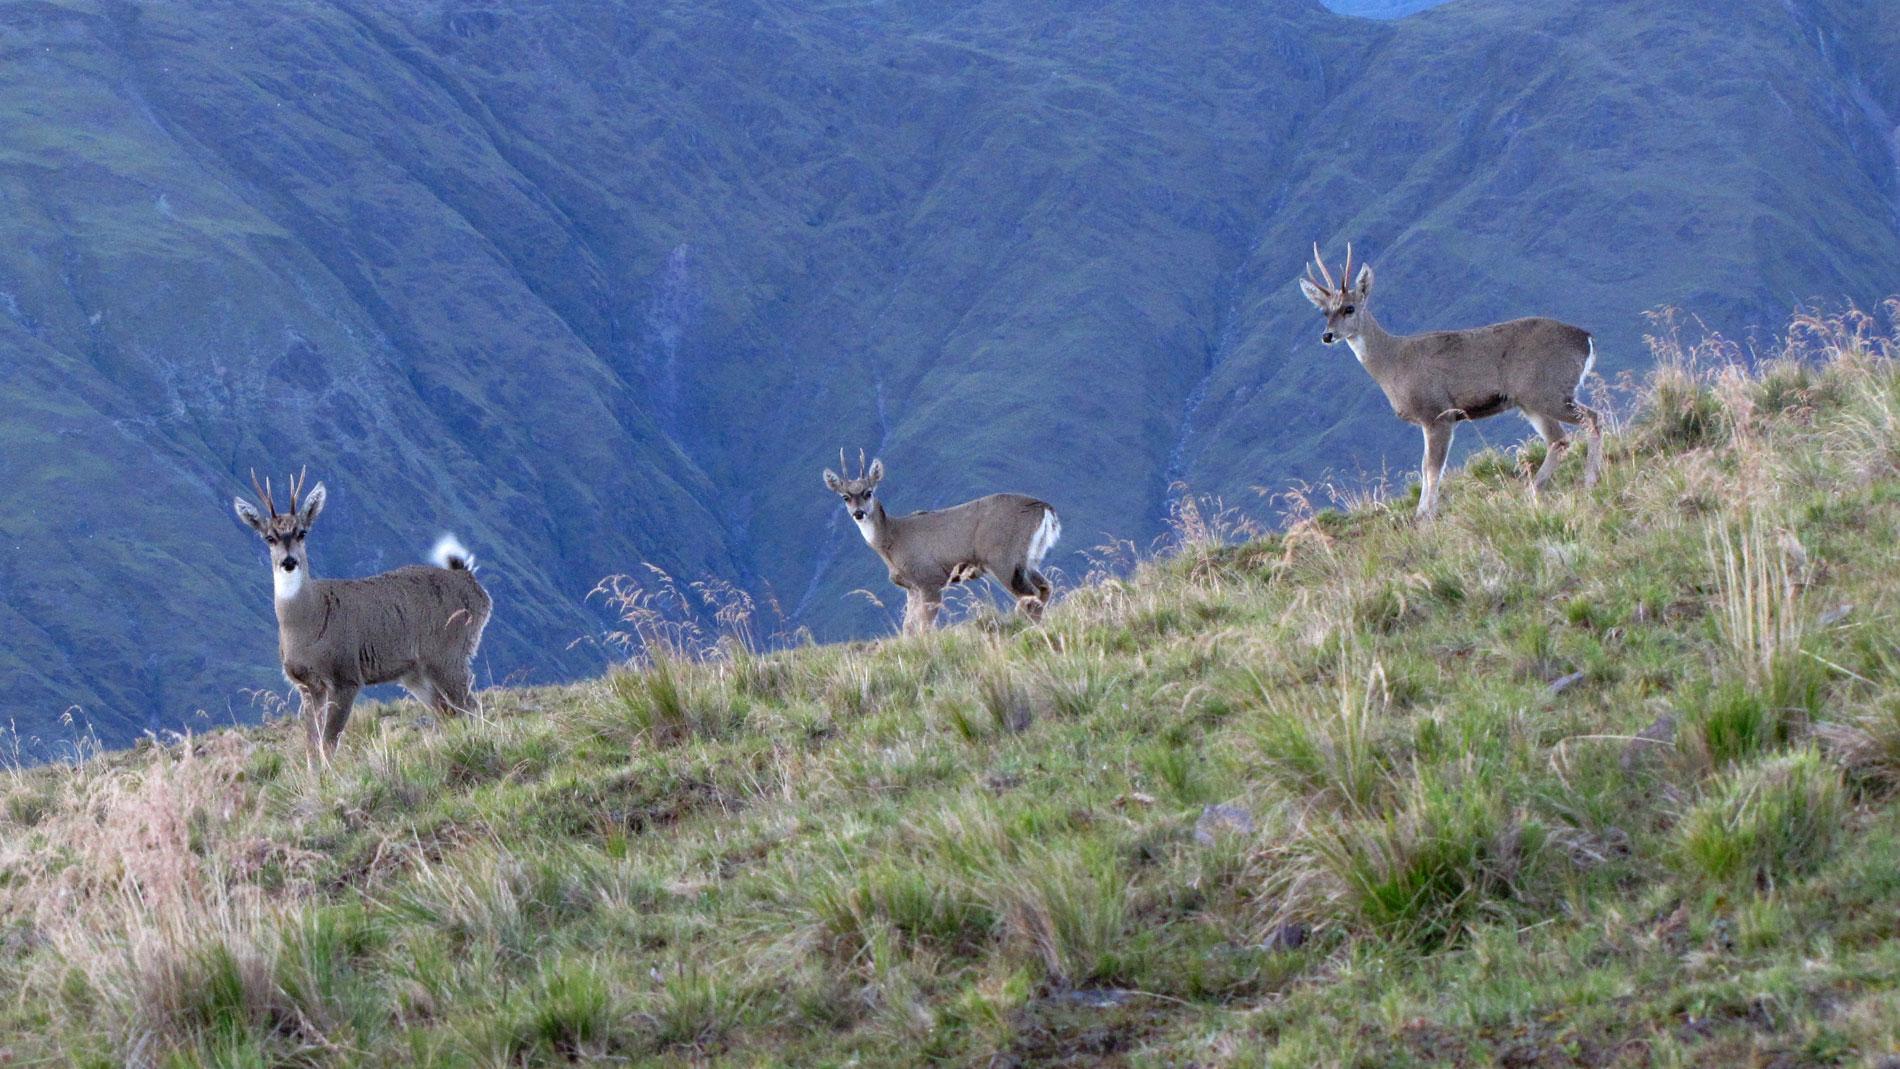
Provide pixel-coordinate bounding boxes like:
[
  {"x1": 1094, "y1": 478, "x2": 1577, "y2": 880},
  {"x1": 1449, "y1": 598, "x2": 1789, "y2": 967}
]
[
  {"x1": 1027, "y1": 508, "x2": 1061, "y2": 570},
  {"x1": 431, "y1": 534, "x2": 475, "y2": 571},
  {"x1": 823, "y1": 451, "x2": 1060, "y2": 635},
  {"x1": 1300, "y1": 243, "x2": 1604, "y2": 518}
]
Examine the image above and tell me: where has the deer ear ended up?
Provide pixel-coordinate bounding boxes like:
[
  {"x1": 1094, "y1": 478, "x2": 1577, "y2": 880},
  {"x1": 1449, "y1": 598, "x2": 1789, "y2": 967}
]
[
  {"x1": 866, "y1": 459, "x2": 884, "y2": 485},
  {"x1": 1355, "y1": 263, "x2": 1373, "y2": 298},
  {"x1": 1299, "y1": 277, "x2": 1330, "y2": 309},
  {"x1": 823, "y1": 469, "x2": 843, "y2": 492},
  {"x1": 233, "y1": 497, "x2": 266, "y2": 534},
  {"x1": 300, "y1": 483, "x2": 327, "y2": 527}
]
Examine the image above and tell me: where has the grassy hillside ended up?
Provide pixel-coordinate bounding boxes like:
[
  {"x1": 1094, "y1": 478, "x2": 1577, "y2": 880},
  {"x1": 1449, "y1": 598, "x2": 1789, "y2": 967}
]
[
  {"x1": 3, "y1": 305, "x2": 1899, "y2": 1065},
  {"x1": 3, "y1": 0, "x2": 1898, "y2": 750}
]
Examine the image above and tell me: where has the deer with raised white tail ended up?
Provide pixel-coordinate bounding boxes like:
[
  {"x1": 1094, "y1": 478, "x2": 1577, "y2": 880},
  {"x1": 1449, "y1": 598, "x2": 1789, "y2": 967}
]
[
  {"x1": 823, "y1": 451, "x2": 1060, "y2": 635},
  {"x1": 1299, "y1": 243, "x2": 1604, "y2": 519},
  {"x1": 234, "y1": 470, "x2": 491, "y2": 760}
]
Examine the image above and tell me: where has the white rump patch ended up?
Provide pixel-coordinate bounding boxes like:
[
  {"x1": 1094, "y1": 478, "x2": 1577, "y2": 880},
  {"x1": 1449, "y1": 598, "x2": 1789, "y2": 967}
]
[
  {"x1": 1582, "y1": 336, "x2": 1597, "y2": 383},
  {"x1": 430, "y1": 534, "x2": 475, "y2": 570},
  {"x1": 273, "y1": 562, "x2": 305, "y2": 601},
  {"x1": 1027, "y1": 508, "x2": 1061, "y2": 569}
]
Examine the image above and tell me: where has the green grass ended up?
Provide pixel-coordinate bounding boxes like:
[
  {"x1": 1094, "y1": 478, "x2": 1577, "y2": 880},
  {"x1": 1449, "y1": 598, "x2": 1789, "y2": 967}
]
[{"x1": 5, "y1": 311, "x2": 1900, "y2": 1065}]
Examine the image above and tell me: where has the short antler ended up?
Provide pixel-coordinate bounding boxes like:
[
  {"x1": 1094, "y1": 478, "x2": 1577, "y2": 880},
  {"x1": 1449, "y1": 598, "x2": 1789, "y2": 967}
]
[
  {"x1": 1311, "y1": 242, "x2": 1336, "y2": 291},
  {"x1": 286, "y1": 466, "x2": 308, "y2": 515},
  {"x1": 1341, "y1": 242, "x2": 1354, "y2": 291},
  {"x1": 857, "y1": 448, "x2": 869, "y2": 480},
  {"x1": 250, "y1": 469, "x2": 278, "y2": 518}
]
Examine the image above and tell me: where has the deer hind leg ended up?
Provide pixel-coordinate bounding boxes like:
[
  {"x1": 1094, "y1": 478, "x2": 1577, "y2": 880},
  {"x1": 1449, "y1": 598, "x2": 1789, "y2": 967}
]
[
  {"x1": 429, "y1": 664, "x2": 479, "y2": 719},
  {"x1": 1525, "y1": 412, "x2": 1571, "y2": 498},
  {"x1": 400, "y1": 672, "x2": 438, "y2": 712},
  {"x1": 1418, "y1": 421, "x2": 1455, "y2": 520},
  {"x1": 1570, "y1": 401, "x2": 1605, "y2": 488},
  {"x1": 1031, "y1": 569, "x2": 1054, "y2": 608},
  {"x1": 1005, "y1": 566, "x2": 1046, "y2": 622}
]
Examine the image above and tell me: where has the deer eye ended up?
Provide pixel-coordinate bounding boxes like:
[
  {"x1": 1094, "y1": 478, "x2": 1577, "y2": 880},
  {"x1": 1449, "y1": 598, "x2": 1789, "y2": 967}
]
[
  {"x1": 1341, "y1": 305, "x2": 1355, "y2": 315},
  {"x1": 864, "y1": 489, "x2": 873, "y2": 497}
]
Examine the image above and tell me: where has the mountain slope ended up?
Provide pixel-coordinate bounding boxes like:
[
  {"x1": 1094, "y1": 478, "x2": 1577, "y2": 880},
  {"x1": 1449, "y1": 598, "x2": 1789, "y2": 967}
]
[
  {"x1": 2, "y1": 310, "x2": 1898, "y2": 1064},
  {"x1": 1, "y1": 0, "x2": 1897, "y2": 751}
]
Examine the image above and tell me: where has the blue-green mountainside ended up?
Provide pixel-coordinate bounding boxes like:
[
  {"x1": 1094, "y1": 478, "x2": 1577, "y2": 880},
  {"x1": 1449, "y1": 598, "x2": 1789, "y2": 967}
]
[{"x1": 1, "y1": 0, "x2": 1897, "y2": 751}]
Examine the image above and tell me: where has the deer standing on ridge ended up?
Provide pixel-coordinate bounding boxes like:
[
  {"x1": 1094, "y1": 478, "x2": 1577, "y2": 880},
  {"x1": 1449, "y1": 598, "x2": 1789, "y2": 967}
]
[
  {"x1": 234, "y1": 470, "x2": 491, "y2": 760},
  {"x1": 1299, "y1": 244, "x2": 1603, "y2": 518},
  {"x1": 823, "y1": 451, "x2": 1060, "y2": 635}
]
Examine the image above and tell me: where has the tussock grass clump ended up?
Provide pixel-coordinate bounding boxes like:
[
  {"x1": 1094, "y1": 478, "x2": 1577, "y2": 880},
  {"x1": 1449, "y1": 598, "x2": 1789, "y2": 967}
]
[
  {"x1": 1677, "y1": 749, "x2": 1844, "y2": 887},
  {"x1": 1681, "y1": 682, "x2": 1788, "y2": 771},
  {"x1": 1301, "y1": 765, "x2": 1543, "y2": 946},
  {"x1": 1819, "y1": 689, "x2": 1900, "y2": 796},
  {"x1": 991, "y1": 841, "x2": 1131, "y2": 986},
  {"x1": 593, "y1": 658, "x2": 745, "y2": 746},
  {"x1": 1248, "y1": 653, "x2": 1397, "y2": 812},
  {"x1": 1637, "y1": 310, "x2": 1731, "y2": 450},
  {"x1": 808, "y1": 858, "x2": 996, "y2": 963},
  {"x1": 5, "y1": 304, "x2": 1900, "y2": 1064},
  {"x1": 511, "y1": 959, "x2": 616, "y2": 1061}
]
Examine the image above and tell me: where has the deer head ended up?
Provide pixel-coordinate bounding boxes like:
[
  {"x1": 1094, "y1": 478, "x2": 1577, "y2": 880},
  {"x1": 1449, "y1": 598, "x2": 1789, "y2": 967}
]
[
  {"x1": 1298, "y1": 242, "x2": 1375, "y2": 346},
  {"x1": 234, "y1": 467, "x2": 327, "y2": 598},
  {"x1": 822, "y1": 449, "x2": 884, "y2": 522}
]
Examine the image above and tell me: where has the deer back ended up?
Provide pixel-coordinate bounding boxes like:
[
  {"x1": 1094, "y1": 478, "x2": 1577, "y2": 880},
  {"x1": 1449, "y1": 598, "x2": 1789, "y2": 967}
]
[
  {"x1": 1387, "y1": 317, "x2": 1592, "y2": 424},
  {"x1": 278, "y1": 565, "x2": 490, "y2": 686},
  {"x1": 885, "y1": 493, "x2": 1051, "y2": 583}
]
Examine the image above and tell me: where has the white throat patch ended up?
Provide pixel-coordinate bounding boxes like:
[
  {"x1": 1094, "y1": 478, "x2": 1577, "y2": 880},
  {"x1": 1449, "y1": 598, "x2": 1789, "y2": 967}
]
[
  {"x1": 274, "y1": 563, "x2": 306, "y2": 601},
  {"x1": 853, "y1": 512, "x2": 879, "y2": 547},
  {"x1": 1346, "y1": 335, "x2": 1369, "y2": 366}
]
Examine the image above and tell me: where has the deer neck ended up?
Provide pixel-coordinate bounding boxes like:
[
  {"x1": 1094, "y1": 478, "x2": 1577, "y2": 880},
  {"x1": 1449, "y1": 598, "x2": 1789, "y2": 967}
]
[
  {"x1": 856, "y1": 500, "x2": 894, "y2": 554},
  {"x1": 1347, "y1": 312, "x2": 1400, "y2": 375},
  {"x1": 273, "y1": 562, "x2": 315, "y2": 616}
]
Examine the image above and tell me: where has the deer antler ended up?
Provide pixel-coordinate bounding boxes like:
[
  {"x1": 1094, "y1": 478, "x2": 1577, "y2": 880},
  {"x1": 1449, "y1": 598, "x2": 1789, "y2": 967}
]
[
  {"x1": 286, "y1": 466, "x2": 308, "y2": 514},
  {"x1": 857, "y1": 448, "x2": 869, "y2": 480},
  {"x1": 250, "y1": 469, "x2": 278, "y2": 518},
  {"x1": 1341, "y1": 243, "x2": 1354, "y2": 291},
  {"x1": 1312, "y1": 242, "x2": 1337, "y2": 292}
]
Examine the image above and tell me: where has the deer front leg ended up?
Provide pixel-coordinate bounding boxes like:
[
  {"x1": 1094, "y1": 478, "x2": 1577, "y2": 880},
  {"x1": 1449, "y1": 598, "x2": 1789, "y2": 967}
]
[
  {"x1": 1418, "y1": 421, "x2": 1455, "y2": 520},
  {"x1": 901, "y1": 586, "x2": 944, "y2": 635},
  {"x1": 320, "y1": 684, "x2": 360, "y2": 757},
  {"x1": 297, "y1": 681, "x2": 331, "y2": 765}
]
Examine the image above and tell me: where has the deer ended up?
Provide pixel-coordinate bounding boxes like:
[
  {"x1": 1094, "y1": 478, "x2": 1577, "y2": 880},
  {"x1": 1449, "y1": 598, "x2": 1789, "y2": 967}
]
[
  {"x1": 233, "y1": 470, "x2": 491, "y2": 760},
  {"x1": 822, "y1": 451, "x2": 1061, "y2": 635},
  {"x1": 1299, "y1": 243, "x2": 1604, "y2": 519}
]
